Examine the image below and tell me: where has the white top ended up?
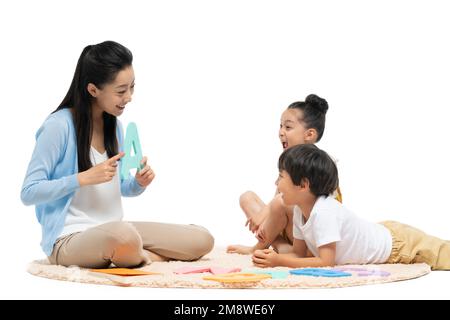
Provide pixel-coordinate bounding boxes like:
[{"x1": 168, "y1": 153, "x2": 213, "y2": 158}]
[
  {"x1": 293, "y1": 196, "x2": 392, "y2": 265},
  {"x1": 60, "y1": 147, "x2": 124, "y2": 237}
]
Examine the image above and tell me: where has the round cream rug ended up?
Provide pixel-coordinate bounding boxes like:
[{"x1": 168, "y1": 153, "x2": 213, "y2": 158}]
[{"x1": 27, "y1": 247, "x2": 431, "y2": 288}]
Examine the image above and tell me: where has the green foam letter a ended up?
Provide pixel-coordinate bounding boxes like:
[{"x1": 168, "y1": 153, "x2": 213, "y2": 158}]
[{"x1": 120, "y1": 122, "x2": 144, "y2": 180}]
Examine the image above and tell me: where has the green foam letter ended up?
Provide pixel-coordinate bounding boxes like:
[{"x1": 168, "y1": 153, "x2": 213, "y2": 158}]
[{"x1": 120, "y1": 122, "x2": 144, "y2": 180}]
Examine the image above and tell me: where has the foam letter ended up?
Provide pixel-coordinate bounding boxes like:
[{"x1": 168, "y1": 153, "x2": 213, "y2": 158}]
[{"x1": 120, "y1": 122, "x2": 144, "y2": 180}]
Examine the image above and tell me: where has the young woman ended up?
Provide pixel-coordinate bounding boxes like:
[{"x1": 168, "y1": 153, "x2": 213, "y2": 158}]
[{"x1": 21, "y1": 41, "x2": 214, "y2": 268}]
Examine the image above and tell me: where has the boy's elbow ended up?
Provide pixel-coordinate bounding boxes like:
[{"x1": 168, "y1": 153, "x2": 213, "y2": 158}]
[{"x1": 321, "y1": 257, "x2": 336, "y2": 268}]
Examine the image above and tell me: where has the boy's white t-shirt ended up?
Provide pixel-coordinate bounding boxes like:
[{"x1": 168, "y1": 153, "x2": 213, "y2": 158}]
[
  {"x1": 60, "y1": 147, "x2": 124, "y2": 237},
  {"x1": 293, "y1": 196, "x2": 392, "y2": 265}
]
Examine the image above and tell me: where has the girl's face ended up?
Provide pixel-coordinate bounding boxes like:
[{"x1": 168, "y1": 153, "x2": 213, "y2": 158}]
[
  {"x1": 89, "y1": 66, "x2": 135, "y2": 117},
  {"x1": 279, "y1": 108, "x2": 316, "y2": 150}
]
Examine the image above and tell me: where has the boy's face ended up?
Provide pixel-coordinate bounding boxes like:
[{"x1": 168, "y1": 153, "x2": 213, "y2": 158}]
[{"x1": 276, "y1": 170, "x2": 300, "y2": 206}]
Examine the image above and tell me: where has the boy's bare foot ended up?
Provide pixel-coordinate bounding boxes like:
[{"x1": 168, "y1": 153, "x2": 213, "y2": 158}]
[{"x1": 226, "y1": 244, "x2": 256, "y2": 255}]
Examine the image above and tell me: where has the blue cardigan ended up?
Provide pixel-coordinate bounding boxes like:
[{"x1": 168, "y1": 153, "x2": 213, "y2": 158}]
[{"x1": 20, "y1": 109, "x2": 145, "y2": 256}]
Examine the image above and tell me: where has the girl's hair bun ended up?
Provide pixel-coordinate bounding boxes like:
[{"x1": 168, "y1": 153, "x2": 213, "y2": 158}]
[{"x1": 305, "y1": 94, "x2": 328, "y2": 114}]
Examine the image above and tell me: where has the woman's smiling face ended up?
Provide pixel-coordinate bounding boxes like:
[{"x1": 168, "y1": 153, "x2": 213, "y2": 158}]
[{"x1": 89, "y1": 66, "x2": 135, "y2": 117}]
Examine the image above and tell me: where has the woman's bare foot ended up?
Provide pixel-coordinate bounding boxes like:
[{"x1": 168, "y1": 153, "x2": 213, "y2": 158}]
[{"x1": 226, "y1": 244, "x2": 256, "y2": 255}]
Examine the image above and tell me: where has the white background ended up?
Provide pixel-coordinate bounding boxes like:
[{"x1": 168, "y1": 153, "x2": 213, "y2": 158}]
[{"x1": 1, "y1": 0, "x2": 449, "y2": 299}]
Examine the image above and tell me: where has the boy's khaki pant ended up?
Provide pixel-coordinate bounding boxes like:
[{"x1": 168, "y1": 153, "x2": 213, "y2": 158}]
[
  {"x1": 381, "y1": 221, "x2": 450, "y2": 270},
  {"x1": 48, "y1": 221, "x2": 214, "y2": 268}
]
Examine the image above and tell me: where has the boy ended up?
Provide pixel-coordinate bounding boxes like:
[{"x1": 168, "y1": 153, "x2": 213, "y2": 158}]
[{"x1": 252, "y1": 144, "x2": 450, "y2": 270}]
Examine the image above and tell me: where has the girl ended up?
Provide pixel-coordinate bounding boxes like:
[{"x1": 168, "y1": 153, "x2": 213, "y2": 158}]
[
  {"x1": 21, "y1": 41, "x2": 214, "y2": 268},
  {"x1": 227, "y1": 94, "x2": 341, "y2": 255},
  {"x1": 253, "y1": 144, "x2": 450, "y2": 270}
]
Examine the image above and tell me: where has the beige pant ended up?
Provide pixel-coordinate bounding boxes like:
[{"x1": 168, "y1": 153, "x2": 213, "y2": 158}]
[
  {"x1": 48, "y1": 221, "x2": 214, "y2": 268},
  {"x1": 381, "y1": 221, "x2": 450, "y2": 270}
]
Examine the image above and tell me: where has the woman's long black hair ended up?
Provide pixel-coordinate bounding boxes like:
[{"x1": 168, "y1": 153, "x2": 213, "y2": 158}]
[{"x1": 54, "y1": 41, "x2": 133, "y2": 172}]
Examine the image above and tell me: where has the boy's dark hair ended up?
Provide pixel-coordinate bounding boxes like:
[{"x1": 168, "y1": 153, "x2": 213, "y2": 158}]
[
  {"x1": 278, "y1": 144, "x2": 339, "y2": 197},
  {"x1": 288, "y1": 94, "x2": 328, "y2": 142},
  {"x1": 54, "y1": 41, "x2": 133, "y2": 172}
]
